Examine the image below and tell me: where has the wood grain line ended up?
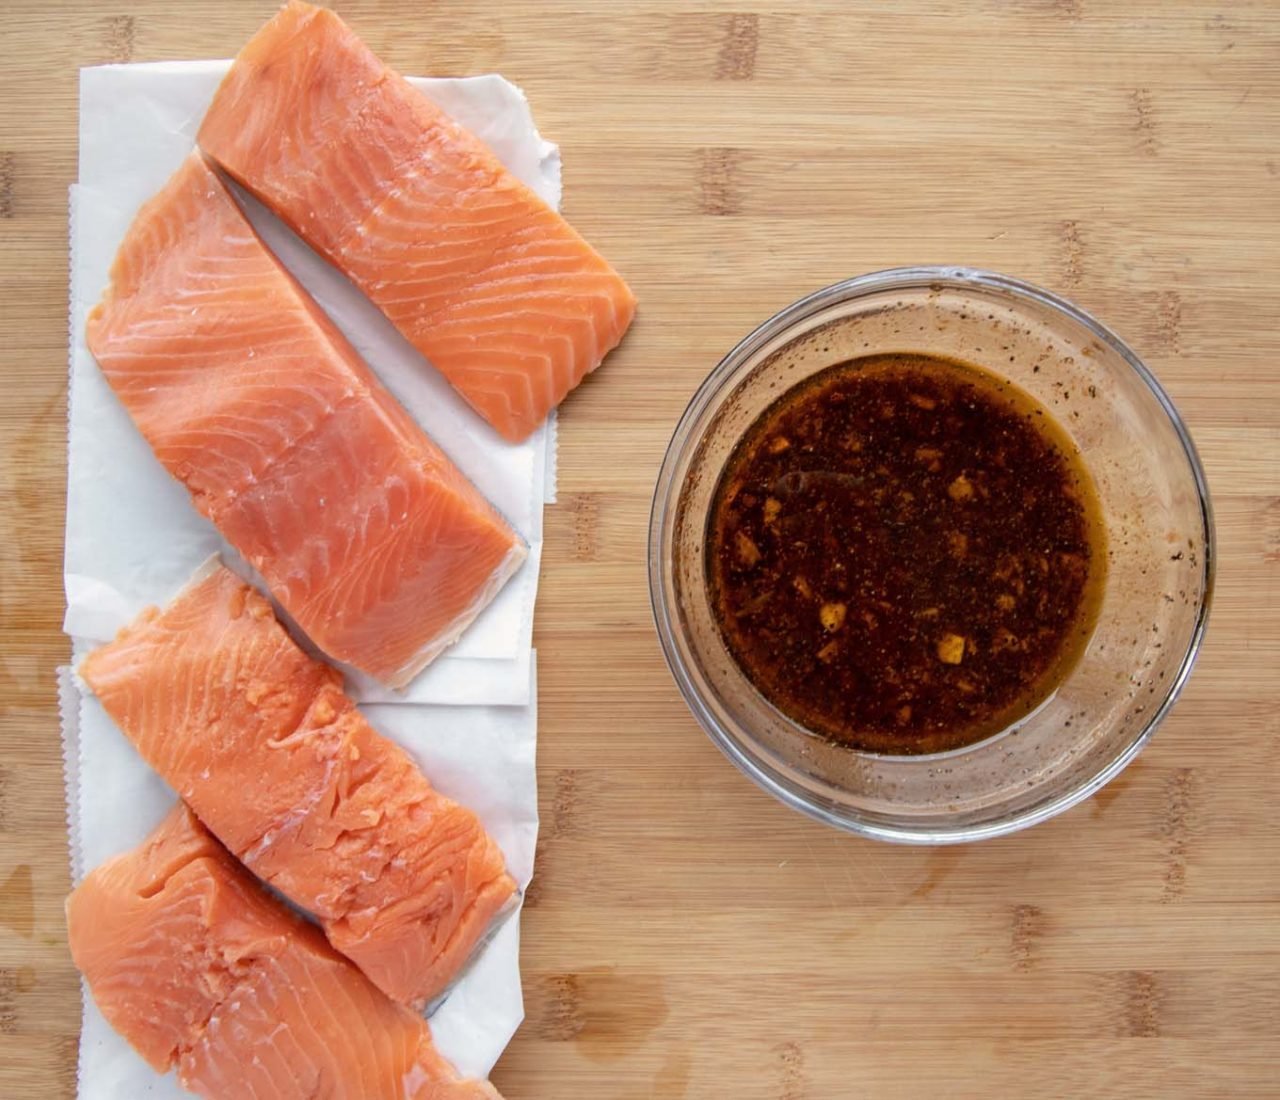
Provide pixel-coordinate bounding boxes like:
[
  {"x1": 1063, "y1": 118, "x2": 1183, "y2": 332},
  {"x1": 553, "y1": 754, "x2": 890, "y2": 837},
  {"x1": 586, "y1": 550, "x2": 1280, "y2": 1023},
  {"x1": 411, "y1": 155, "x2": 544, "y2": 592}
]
[
  {"x1": 0, "y1": 969, "x2": 16, "y2": 1036},
  {"x1": 529, "y1": 973, "x2": 586, "y2": 1041},
  {"x1": 1263, "y1": 498, "x2": 1280, "y2": 563},
  {"x1": 698, "y1": 147, "x2": 743, "y2": 215},
  {"x1": 1007, "y1": 0, "x2": 1082, "y2": 19},
  {"x1": 549, "y1": 768, "x2": 581, "y2": 838},
  {"x1": 714, "y1": 13, "x2": 758, "y2": 80},
  {"x1": 778, "y1": 1039, "x2": 805, "y2": 1100},
  {"x1": 1011, "y1": 904, "x2": 1044, "y2": 972},
  {"x1": 1131, "y1": 88, "x2": 1160, "y2": 157},
  {"x1": 1121, "y1": 970, "x2": 1162, "y2": 1038},
  {"x1": 0, "y1": 866, "x2": 34, "y2": 940},
  {"x1": 1161, "y1": 768, "x2": 1196, "y2": 902},
  {"x1": 1157, "y1": 289, "x2": 1183, "y2": 354},
  {"x1": 0, "y1": 153, "x2": 13, "y2": 220},
  {"x1": 103, "y1": 14, "x2": 136, "y2": 63},
  {"x1": 1059, "y1": 219, "x2": 1085, "y2": 288},
  {"x1": 567, "y1": 493, "x2": 600, "y2": 562}
]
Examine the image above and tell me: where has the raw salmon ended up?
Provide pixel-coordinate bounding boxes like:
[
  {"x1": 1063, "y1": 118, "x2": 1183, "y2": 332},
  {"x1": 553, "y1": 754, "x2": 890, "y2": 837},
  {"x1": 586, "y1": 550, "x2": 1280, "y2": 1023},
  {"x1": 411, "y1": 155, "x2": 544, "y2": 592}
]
[
  {"x1": 86, "y1": 151, "x2": 526, "y2": 690},
  {"x1": 198, "y1": 0, "x2": 637, "y2": 443},
  {"x1": 68, "y1": 803, "x2": 502, "y2": 1099},
  {"x1": 80, "y1": 563, "x2": 518, "y2": 1008}
]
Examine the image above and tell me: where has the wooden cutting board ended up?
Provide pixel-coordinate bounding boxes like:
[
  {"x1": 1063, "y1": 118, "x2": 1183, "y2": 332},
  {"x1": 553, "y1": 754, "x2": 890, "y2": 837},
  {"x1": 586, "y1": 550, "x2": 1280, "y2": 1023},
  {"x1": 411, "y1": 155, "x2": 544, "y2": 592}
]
[{"x1": 2, "y1": 2, "x2": 1277, "y2": 1096}]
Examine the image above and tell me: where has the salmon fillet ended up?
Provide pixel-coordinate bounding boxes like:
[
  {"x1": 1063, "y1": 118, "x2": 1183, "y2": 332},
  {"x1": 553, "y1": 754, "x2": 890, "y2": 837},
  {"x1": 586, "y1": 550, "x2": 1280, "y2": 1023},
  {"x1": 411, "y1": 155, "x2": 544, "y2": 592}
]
[
  {"x1": 80, "y1": 564, "x2": 518, "y2": 1008},
  {"x1": 86, "y1": 151, "x2": 526, "y2": 690},
  {"x1": 198, "y1": 0, "x2": 637, "y2": 443},
  {"x1": 67, "y1": 804, "x2": 502, "y2": 1100}
]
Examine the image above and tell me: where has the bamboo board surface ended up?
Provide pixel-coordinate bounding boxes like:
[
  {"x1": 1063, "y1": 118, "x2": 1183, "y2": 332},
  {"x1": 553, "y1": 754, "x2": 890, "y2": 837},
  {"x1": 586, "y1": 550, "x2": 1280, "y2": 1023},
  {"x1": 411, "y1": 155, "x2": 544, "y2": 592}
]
[{"x1": 1, "y1": 2, "x2": 1278, "y2": 1096}]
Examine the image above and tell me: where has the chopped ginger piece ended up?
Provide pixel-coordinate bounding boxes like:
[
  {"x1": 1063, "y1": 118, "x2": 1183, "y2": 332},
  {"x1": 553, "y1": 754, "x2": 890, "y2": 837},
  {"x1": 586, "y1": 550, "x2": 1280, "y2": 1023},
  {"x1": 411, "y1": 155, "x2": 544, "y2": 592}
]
[
  {"x1": 793, "y1": 575, "x2": 814, "y2": 599},
  {"x1": 996, "y1": 593, "x2": 1016, "y2": 611},
  {"x1": 819, "y1": 602, "x2": 847, "y2": 632},
  {"x1": 915, "y1": 446, "x2": 943, "y2": 472},
  {"x1": 735, "y1": 531, "x2": 762, "y2": 566},
  {"x1": 817, "y1": 639, "x2": 840, "y2": 663},
  {"x1": 936, "y1": 633, "x2": 966, "y2": 664},
  {"x1": 768, "y1": 436, "x2": 790, "y2": 454},
  {"x1": 948, "y1": 475, "x2": 975, "y2": 502},
  {"x1": 909, "y1": 393, "x2": 937, "y2": 410},
  {"x1": 764, "y1": 497, "x2": 781, "y2": 525}
]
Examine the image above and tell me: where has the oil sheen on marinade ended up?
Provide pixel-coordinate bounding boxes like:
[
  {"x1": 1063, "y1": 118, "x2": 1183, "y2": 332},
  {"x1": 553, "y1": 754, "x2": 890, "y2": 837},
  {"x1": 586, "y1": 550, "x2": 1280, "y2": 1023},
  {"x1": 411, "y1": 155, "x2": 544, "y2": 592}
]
[{"x1": 708, "y1": 352, "x2": 1105, "y2": 755}]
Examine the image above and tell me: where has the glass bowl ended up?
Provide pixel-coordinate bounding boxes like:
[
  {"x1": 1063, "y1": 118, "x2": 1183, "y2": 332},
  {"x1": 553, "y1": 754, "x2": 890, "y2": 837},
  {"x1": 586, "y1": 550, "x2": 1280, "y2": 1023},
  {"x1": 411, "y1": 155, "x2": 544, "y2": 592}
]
[{"x1": 649, "y1": 267, "x2": 1214, "y2": 843}]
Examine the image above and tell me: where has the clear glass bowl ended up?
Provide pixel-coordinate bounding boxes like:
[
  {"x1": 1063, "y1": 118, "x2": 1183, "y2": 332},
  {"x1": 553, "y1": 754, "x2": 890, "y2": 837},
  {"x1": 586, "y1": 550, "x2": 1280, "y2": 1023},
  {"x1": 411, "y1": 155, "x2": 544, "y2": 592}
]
[{"x1": 649, "y1": 267, "x2": 1214, "y2": 843}]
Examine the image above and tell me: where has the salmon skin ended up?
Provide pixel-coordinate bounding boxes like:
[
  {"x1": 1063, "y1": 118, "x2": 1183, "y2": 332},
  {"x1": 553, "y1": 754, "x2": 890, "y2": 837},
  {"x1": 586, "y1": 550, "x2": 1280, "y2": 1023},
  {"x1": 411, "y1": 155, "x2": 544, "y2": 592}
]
[
  {"x1": 80, "y1": 563, "x2": 518, "y2": 1009},
  {"x1": 67, "y1": 804, "x2": 503, "y2": 1100},
  {"x1": 86, "y1": 151, "x2": 526, "y2": 690},
  {"x1": 198, "y1": 0, "x2": 637, "y2": 443}
]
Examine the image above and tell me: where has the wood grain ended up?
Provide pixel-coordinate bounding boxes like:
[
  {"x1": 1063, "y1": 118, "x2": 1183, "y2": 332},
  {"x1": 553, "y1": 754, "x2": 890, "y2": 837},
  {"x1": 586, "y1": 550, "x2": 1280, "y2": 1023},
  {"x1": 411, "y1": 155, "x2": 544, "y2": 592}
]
[{"x1": 1, "y1": 1, "x2": 1277, "y2": 1096}]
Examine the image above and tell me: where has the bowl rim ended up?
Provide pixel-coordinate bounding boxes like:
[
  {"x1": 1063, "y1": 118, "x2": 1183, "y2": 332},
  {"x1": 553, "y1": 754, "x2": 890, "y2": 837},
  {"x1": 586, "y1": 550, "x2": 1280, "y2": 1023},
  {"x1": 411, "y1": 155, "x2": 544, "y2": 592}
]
[{"x1": 647, "y1": 265, "x2": 1216, "y2": 844}]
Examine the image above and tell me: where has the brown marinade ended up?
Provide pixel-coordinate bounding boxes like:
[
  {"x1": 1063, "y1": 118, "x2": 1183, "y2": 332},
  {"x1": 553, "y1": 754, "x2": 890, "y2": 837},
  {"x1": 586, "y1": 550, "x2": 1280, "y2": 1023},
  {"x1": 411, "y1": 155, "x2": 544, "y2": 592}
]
[{"x1": 708, "y1": 352, "x2": 1106, "y2": 754}]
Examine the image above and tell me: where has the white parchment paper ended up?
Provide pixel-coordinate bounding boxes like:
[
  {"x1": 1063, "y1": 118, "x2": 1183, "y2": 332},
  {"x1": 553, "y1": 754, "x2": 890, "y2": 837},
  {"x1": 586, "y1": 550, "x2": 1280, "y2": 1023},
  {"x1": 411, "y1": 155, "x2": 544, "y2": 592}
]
[{"x1": 63, "y1": 61, "x2": 549, "y2": 1094}]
